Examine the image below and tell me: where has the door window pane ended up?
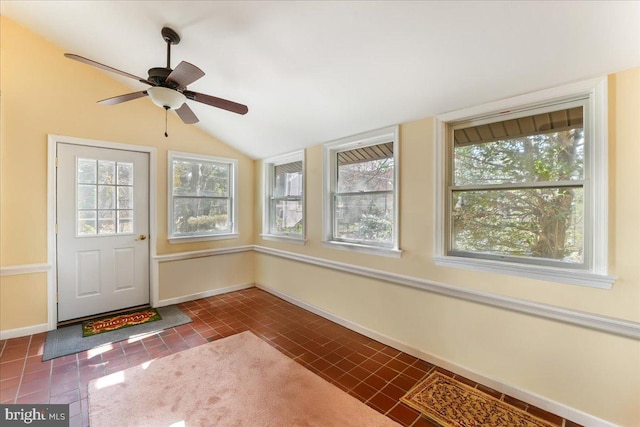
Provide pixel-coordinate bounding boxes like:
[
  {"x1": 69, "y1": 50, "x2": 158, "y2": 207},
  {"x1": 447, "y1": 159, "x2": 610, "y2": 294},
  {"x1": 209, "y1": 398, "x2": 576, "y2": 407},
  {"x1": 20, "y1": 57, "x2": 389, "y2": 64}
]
[
  {"x1": 78, "y1": 185, "x2": 97, "y2": 210},
  {"x1": 78, "y1": 159, "x2": 97, "y2": 184},
  {"x1": 98, "y1": 160, "x2": 115, "y2": 184},
  {"x1": 98, "y1": 186, "x2": 115, "y2": 209},
  {"x1": 117, "y1": 162, "x2": 134, "y2": 185},
  {"x1": 98, "y1": 210, "x2": 116, "y2": 234},
  {"x1": 77, "y1": 210, "x2": 97, "y2": 236},
  {"x1": 77, "y1": 158, "x2": 135, "y2": 236},
  {"x1": 118, "y1": 187, "x2": 133, "y2": 209}
]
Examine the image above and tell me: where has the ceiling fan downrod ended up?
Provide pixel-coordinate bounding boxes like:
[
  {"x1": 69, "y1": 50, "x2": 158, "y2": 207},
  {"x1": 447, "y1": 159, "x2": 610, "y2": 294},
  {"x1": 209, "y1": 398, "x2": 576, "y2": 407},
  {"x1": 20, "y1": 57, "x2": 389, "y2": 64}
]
[{"x1": 161, "y1": 27, "x2": 180, "y2": 70}]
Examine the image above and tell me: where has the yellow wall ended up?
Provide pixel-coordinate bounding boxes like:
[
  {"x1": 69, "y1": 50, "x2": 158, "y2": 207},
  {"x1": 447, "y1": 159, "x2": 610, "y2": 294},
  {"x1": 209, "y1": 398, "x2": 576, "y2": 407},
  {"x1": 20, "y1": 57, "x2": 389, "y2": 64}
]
[
  {"x1": 0, "y1": 17, "x2": 255, "y2": 329},
  {"x1": 254, "y1": 68, "x2": 640, "y2": 425},
  {"x1": 158, "y1": 252, "x2": 254, "y2": 301}
]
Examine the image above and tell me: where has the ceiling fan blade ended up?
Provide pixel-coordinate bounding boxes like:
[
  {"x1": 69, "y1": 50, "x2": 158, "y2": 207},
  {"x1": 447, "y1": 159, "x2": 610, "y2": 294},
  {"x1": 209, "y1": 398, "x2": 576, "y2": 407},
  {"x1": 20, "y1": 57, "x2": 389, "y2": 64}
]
[
  {"x1": 64, "y1": 53, "x2": 154, "y2": 86},
  {"x1": 97, "y1": 91, "x2": 149, "y2": 105},
  {"x1": 175, "y1": 103, "x2": 199, "y2": 124},
  {"x1": 166, "y1": 61, "x2": 205, "y2": 89},
  {"x1": 184, "y1": 90, "x2": 248, "y2": 115}
]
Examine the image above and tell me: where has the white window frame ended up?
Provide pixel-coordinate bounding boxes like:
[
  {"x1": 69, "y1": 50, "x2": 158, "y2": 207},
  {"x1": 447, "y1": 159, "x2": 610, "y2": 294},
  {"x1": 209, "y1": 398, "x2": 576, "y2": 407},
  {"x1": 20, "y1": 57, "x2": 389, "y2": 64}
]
[
  {"x1": 261, "y1": 150, "x2": 306, "y2": 245},
  {"x1": 323, "y1": 125, "x2": 401, "y2": 258},
  {"x1": 167, "y1": 151, "x2": 238, "y2": 243},
  {"x1": 434, "y1": 77, "x2": 615, "y2": 288}
]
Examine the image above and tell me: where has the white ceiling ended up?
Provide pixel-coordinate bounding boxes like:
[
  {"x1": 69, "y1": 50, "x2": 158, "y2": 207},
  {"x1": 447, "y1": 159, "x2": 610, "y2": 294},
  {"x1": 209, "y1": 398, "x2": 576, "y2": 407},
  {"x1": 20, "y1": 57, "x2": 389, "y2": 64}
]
[{"x1": 3, "y1": 1, "x2": 639, "y2": 159}]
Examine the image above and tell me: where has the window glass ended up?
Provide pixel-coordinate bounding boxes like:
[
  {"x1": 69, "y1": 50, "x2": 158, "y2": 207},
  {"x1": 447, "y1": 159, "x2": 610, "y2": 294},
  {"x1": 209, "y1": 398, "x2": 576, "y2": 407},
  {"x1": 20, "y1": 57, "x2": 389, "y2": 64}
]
[
  {"x1": 448, "y1": 101, "x2": 588, "y2": 267},
  {"x1": 265, "y1": 154, "x2": 304, "y2": 238},
  {"x1": 169, "y1": 152, "x2": 237, "y2": 239},
  {"x1": 323, "y1": 126, "x2": 399, "y2": 255}
]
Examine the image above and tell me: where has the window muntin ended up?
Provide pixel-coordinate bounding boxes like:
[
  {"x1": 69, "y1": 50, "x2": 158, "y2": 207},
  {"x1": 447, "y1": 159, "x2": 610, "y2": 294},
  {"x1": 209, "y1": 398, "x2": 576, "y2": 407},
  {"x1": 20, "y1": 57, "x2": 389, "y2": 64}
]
[
  {"x1": 447, "y1": 100, "x2": 588, "y2": 268},
  {"x1": 77, "y1": 158, "x2": 134, "y2": 236},
  {"x1": 169, "y1": 152, "x2": 237, "y2": 239},
  {"x1": 323, "y1": 126, "x2": 400, "y2": 255}
]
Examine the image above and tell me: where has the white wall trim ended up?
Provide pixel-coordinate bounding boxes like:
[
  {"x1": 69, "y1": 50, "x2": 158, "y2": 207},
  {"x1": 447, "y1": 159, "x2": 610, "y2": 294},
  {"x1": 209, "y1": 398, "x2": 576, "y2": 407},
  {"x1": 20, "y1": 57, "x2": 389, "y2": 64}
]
[
  {"x1": 156, "y1": 283, "x2": 254, "y2": 307},
  {"x1": 256, "y1": 283, "x2": 617, "y2": 427},
  {"x1": 153, "y1": 245, "x2": 254, "y2": 263},
  {"x1": 253, "y1": 245, "x2": 640, "y2": 340},
  {"x1": 0, "y1": 323, "x2": 49, "y2": 340},
  {"x1": 0, "y1": 263, "x2": 51, "y2": 276}
]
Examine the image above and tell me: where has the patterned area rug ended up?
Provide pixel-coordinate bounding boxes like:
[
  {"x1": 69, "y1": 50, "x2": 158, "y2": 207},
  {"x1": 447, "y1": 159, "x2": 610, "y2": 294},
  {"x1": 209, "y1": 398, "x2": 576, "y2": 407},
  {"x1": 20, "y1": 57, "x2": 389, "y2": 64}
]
[
  {"x1": 82, "y1": 308, "x2": 162, "y2": 337},
  {"x1": 401, "y1": 372, "x2": 555, "y2": 427}
]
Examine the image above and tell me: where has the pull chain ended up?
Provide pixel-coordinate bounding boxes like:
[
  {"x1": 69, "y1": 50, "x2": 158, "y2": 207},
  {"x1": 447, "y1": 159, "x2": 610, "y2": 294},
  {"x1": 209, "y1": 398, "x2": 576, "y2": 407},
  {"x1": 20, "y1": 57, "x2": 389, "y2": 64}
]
[{"x1": 164, "y1": 106, "x2": 169, "y2": 137}]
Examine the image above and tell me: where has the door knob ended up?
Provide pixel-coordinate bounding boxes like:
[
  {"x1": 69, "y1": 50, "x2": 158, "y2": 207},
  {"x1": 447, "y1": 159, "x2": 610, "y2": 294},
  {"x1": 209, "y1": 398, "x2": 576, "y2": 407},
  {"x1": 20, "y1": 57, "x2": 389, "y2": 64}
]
[{"x1": 135, "y1": 234, "x2": 147, "y2": 241}]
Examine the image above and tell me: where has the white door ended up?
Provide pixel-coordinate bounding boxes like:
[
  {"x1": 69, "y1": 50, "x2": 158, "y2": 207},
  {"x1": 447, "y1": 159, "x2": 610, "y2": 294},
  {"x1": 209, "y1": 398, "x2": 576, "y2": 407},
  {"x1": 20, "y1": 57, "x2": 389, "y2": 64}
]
[{"x1": 57, "y1": 143, "x2": 150, "y2": 322}]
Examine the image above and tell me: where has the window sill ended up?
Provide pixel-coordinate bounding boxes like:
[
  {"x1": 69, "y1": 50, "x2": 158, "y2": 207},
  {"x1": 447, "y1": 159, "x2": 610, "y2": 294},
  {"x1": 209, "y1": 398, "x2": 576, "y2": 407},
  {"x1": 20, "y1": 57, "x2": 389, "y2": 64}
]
[
  {"x1": 168, "y1": 233, "x2": 239, "y2": 244},
  {"x1": 322, "y1": 241, "x2": 402, "y2": 258},
  {"x1": 433, "y1": 255, "x2": 615, "y2": 289},
  {"x1": 260, "y1": 234, "x2": 307, "y2": 245}
]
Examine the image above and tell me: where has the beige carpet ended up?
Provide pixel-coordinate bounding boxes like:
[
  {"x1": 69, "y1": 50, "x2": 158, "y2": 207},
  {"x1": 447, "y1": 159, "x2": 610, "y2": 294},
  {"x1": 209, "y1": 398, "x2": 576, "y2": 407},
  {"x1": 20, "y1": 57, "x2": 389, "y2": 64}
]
[
  {"x1": 89, "y1": 331, "x2": 401, "y2": 426},
  {"x1": 401, "y1": 371, "x2": 555, "y2": 427}
]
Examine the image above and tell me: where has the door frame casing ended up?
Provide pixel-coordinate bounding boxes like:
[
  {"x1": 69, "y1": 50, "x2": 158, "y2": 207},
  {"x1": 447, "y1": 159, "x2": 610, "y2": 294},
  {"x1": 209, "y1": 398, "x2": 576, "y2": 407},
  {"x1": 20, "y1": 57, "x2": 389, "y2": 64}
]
[{"x1": 47, "y1": 134, "x2": 158, "y2": 330}]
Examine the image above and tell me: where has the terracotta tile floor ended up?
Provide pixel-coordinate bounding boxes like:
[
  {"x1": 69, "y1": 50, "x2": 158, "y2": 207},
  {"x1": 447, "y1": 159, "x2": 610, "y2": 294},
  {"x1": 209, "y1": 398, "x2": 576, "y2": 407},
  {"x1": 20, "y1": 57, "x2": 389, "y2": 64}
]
[{"x1": 0, "y1": 287, "x2": 581, "y2": 427}]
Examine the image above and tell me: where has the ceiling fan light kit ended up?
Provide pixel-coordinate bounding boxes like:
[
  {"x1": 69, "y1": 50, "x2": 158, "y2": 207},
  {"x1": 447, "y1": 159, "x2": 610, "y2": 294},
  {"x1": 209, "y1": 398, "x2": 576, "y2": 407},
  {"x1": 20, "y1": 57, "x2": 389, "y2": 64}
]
[
  {"x1": 147, "y1": 86, "x2": 186, "y2": 110},
  {"x1": 64, "y1": 26, "x2": 248, "y2": 136}
]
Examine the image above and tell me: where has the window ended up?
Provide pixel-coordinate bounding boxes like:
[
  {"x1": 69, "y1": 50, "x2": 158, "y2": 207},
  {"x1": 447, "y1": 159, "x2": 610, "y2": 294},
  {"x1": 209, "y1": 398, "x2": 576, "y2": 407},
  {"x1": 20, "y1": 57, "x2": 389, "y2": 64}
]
[
  {"x1": 323, "y1": 126, "x2": 401, "y2": 257},
  {"x1": 262, "y1": 151, "x2": 305, "y2": 243},
  {"x1": 435, "y1": 77, "x2": 614, "y2": 288},
  {"x1": 168, "y1": 151, "x2": 238, "y2": 242},
  {"x1": 76, "y1": 159, "x2": 133, "y2": 236}
]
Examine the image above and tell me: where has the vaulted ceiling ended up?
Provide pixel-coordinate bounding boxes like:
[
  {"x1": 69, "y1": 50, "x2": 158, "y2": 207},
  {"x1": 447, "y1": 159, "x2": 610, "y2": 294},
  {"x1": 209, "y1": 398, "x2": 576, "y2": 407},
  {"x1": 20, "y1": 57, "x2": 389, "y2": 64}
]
[{"x1": 2, "y1": 1, "x2": 639, "y2": 159}]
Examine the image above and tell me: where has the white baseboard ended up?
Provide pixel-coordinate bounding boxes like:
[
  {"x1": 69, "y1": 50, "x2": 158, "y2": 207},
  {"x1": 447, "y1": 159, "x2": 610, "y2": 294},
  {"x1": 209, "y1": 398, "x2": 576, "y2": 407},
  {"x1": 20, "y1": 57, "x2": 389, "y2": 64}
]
[
  {"x1": 0, "y1": 323, "x2": 49, "y2": 340},
  {"x1": 256, "y1": 283, "x2": 617, "y2": 427},
  {"x1": 156, "y1": 283, "x2": 254, "y2": 307}
]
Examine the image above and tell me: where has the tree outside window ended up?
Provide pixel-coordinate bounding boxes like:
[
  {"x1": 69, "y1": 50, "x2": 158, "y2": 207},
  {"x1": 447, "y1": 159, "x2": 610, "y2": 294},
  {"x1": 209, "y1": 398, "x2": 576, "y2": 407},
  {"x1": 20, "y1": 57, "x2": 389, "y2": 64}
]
[{"x1": 448, "y1": 102, "x2": 588, "y2": 268}]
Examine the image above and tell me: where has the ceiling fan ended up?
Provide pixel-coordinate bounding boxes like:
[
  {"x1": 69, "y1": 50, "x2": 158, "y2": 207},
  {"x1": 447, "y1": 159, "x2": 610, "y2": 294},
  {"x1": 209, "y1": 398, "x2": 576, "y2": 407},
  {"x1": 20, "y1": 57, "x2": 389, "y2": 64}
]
[{"x1": 65, "y1": 27, "x2": 248, "y2": 135}]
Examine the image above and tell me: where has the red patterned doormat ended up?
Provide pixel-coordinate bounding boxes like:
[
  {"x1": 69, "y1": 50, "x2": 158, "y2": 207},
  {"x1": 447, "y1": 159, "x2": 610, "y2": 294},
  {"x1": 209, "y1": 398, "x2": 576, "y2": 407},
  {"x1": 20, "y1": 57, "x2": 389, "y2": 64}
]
[
  {"x1": 82, "y1": 308, "x2": 162, "y2": 337},
  {"x1": 401, "y1": 371, "x2": 555, "y2": 427}
]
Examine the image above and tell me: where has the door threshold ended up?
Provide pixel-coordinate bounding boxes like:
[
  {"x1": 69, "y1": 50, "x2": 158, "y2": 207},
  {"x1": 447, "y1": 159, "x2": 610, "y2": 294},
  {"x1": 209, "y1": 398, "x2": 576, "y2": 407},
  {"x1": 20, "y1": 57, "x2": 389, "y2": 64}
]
[{"x1": 57, "y1": 304, "x2": 152, "y2": 327}]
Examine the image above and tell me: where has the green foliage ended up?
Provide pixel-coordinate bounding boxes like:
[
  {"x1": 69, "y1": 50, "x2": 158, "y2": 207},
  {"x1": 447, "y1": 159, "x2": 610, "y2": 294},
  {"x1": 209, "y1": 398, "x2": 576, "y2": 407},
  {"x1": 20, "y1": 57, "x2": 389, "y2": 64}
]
[
  {"x1": 179, "y1": 214, "x2": 229, "y2": 233},
  {"x1": 357, "y1": 214, "x2": 392, "y2": 241}
]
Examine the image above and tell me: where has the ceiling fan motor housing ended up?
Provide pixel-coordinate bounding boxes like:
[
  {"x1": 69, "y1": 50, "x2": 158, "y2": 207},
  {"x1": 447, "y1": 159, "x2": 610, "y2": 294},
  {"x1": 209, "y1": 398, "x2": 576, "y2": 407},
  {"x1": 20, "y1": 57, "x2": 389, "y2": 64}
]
[{"x1": 147, "y1": 67, "x2": 175, "y2": 87}]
